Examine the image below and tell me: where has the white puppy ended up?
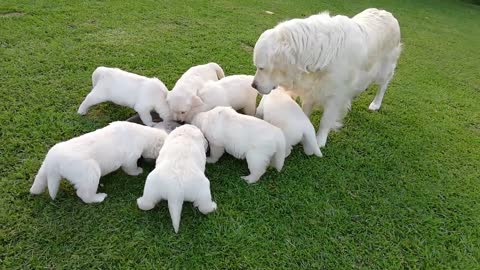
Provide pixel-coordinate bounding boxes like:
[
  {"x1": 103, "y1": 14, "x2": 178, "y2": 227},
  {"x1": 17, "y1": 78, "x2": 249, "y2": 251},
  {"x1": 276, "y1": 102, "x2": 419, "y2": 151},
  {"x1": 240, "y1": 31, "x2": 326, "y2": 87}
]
[
  {"x1": 137, "y1": 125, "x2": 216, "y2": 233},
  {"x1": 29, "y1": 122, "x2": 168, "y2": 203},
  {"x1": 183, "y1": 75, "x2": 258, "y2": 122},
  {"x1": 252, "y1": 8, "x2": 402, "y2": 147},
  {"x1": 78, "y1": 67, "x2": 171, "y2": 126},
  {"x1": 192, "y1": 106, "x2": 286, "y2": 184},
  {"x1": 167, "y1": 62, "x2": 224, "y2": 122},
  {"x1": 256, "y1": 88, "x2": 322, "y2": 157}
]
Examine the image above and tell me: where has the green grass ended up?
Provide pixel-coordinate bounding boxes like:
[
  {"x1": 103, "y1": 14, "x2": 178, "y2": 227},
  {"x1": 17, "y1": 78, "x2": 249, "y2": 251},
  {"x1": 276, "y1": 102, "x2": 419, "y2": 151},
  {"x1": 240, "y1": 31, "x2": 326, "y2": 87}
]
[{"x1": 1, "y1": 0, "x2": 479, "y2": 268}]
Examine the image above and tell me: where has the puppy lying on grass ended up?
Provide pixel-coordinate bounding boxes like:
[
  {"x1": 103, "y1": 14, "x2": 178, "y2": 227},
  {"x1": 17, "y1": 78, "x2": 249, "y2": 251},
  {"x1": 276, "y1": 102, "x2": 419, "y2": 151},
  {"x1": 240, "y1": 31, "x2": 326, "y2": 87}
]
[
  {"x1": 183, "y1": 75, "x2": 258, "y2": 123},
  {"x1": 166, "y1": 62, "x2": 224, "y2": 122},
  {"x1": 192, "y1": 106, "x2": 286, "y2": 183},
  {"x1": 30, "y1": 122, "x2": 168, "y2": 203},
  {"x1": 137, "y1": 125, "x2": 216, "y2": 233},
  {"x1": 78, "y1": 67, "x2": 171, "y2": 126},
  {"x1": 256, "y1": 88, "x2": 322, "y2": 157}
]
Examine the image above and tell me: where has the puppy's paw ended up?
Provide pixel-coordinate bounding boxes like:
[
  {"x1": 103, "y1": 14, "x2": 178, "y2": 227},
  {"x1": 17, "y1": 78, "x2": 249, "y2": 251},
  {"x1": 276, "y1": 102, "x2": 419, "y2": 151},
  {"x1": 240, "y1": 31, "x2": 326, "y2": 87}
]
[
  {"x1": 206, "y1": 157, "x2": 218, "y2": 164},
  {"x1": 77, "y1": 107, "x2": 88, "y2": 115},
  {"x1": 137, "y1": 197, "x2": 155, "y2": 211},
  {"x1": 368, "y1": 102, "x2": 381, "y2": 111},
  {"x1": 129, "y1": 167, "x2": 143, "y2": 176},
  {"x1": 241, "y1": 175, "x2": 259, "y2": 184},
  {"x1": 316, "y1": 135, "x2": 327, "y2": 148},
  {"x1": 92, "y1": 193, "x2": 107, "y2": 203}
]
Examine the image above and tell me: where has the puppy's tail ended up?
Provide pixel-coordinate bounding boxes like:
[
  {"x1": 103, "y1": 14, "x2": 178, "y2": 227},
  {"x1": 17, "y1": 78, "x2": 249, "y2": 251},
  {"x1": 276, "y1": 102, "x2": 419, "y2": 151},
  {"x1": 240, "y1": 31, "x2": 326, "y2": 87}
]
[
  {"x1": 92, "y1": 66, "x2": 107, "y2": 87},
  {"x1": 302, "y1": 126, "x2": 323, "y2": 157},
  {"x1": 209, "y1": 62, "x2": 225, "y2": 80},
  {"x1": 30, "y1": 163, "x2": 48, "y2": 195},
  {"x1": 272, "y1": 130, "x2": 286, "y2": 172},
  {"x1": 168, "y1": 193, "x2": 184, "y2": 234}
]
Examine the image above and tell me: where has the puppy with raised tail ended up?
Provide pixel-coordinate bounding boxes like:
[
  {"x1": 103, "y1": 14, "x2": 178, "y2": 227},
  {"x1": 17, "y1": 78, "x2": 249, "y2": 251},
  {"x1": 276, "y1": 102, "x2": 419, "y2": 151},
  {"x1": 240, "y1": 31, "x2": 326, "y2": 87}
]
[
  {"x1": 137, "y1": 125, "x2": 216, "y2": 233},
  {"x1": 30, "y1": 122, "x2": 168, "y2": 203},
  {"x1": 167, "y1": 62, "x2": 224, "y2": 122},
  {"x1": 183, "y1": 75, "x2": 258, "y2": 123},
  {"x1": 256, "y1": 87, "x2": 322, "y2": 157},
  {"x1": 192, "y1": 106, "x2": 286, "y2": 184},
  {"x1": 78, "y1": 67, "x2": 170, "y2": 126}
]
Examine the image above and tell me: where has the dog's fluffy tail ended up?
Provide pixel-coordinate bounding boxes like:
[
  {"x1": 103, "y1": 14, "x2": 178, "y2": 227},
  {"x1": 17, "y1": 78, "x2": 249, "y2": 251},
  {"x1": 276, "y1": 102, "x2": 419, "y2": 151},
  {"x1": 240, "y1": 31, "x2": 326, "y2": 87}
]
[
  {"x1": 272, "y1": 130, "x2": 286, "y2": 172},
  {"x1": 30, "y1": 163, "x2": 48, "y2": 195},
  {"x1": 208, "y1": 62, "x2": 225, "y2": 80}
]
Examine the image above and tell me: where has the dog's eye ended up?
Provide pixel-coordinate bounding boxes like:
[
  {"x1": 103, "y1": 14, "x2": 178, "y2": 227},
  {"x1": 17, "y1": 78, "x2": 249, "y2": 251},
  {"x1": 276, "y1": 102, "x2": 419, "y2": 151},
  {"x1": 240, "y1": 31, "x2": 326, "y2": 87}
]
[
  {"x1": 258, "y1": 67, "x2": 264, "y2": 71},
  {"x1": 180, "y1": 111, "x2": 185, "y2": 114}
]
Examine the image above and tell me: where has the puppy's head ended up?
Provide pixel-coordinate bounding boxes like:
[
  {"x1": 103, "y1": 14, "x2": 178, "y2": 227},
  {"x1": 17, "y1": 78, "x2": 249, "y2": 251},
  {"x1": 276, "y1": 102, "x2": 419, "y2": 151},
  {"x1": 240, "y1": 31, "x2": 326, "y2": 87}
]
[
  {"x1": 167, "y1": 92, "x2": 204, "y2": 122},
  {"x1": 252, "y1": 28, "x2": 297, "y2": 95}
]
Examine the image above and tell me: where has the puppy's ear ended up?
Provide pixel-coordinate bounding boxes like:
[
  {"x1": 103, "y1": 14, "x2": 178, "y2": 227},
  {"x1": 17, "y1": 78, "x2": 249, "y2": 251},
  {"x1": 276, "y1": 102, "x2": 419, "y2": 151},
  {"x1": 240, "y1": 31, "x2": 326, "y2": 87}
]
[{"x1": 191, "y1": 95, "x2": 205, "y2": 108}]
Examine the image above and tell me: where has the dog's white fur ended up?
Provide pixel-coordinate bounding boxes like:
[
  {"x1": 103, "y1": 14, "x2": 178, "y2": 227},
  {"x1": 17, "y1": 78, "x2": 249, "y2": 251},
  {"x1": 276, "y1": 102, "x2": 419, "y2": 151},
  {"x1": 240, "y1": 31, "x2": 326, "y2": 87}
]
[
  {"x1": 252, "y1": 8, "x2": 402, "y2": 147},
  {"x1": 137, "y1": 125, "x2": 216, "y2": 233},
  {"x1": 167, "y1": 63, "x2": 225, "y2": 122},
  {"x1": 30, "y1": 122, "x2": 168, "y2": 203},
  {"x1": 78, "y1": 67, "x2": 171, "y2": 126},
  {"x1": 183, "y1": 75, "x2": 258, "y2": 122},
  {"x1": 257, "y1": 87, "x2": 322, "y2": 157},
  {"x1": 192, "y1": 106, "x2": 286, "y2": 184}
]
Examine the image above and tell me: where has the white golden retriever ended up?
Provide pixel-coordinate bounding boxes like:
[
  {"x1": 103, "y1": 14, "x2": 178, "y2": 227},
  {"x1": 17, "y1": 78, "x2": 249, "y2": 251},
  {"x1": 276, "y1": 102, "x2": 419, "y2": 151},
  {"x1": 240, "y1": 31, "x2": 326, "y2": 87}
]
[
  {"x1": 256, "y1": 87, "x2": 322, "y2": 157},
  {"x1": 192, "y1": 106, "x2": 286, "y2": 183},
  {"x1": 167, "y1": 63, "x2": 224, "y2": 122},
  {"x1": 137, "y1": 125, "x2": 216, "y2": 233},
  {"x1": 183, "y1": 75, "x2": 258, "y2": 122},
  {"x1": 78, "y1": 67, "x2": 171, "y2": 126},
  {"x1": 252, "y1": 8, "x2": 402, "y2": 147},
  {"x1": 29, "y1": 122, "x2": 168, "y2": 203}
]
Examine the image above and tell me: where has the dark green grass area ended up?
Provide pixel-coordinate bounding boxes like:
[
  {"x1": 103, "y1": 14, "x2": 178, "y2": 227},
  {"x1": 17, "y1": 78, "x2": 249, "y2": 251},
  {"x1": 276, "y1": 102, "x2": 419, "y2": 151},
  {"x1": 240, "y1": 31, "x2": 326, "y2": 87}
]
[{"x1": 1, "y1": 0, "x2": 479, "y2": 268}]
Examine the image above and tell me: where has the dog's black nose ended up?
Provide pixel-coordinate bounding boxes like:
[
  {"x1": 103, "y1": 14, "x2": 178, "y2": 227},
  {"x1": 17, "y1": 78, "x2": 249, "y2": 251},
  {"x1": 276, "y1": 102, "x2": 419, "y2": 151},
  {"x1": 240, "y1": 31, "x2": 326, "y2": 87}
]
[{"x1": 251, "y1": 81, "x2": 258, "y2": 90}]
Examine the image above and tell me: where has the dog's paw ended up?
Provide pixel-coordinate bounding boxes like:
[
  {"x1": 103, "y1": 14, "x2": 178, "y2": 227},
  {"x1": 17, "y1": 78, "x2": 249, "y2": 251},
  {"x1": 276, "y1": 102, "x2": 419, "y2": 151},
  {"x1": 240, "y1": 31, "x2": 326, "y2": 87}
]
[
  {"x1": 137, "y1": 197, "x2": 155, "y2": 211},
  {"x1": 77, "y1": 107, "x2": 88, "y2": 115},
  {"x1": 206, "y1": 157, "x2": 218, "y2": 164},
  {"x1": 92, "y1": 193, "x2": 107, "y2": 203},
  {"x1": 368, "y1": 102, "x2": 381, "y2": 111},
  {"x1": 130, "y1": 167, "x2": 143, "y2": 176},
  {"x1": 316, "y1": 135, "x2": 327, "y2": 148},
  {"x1": 241, "y1": 175, "x2": 259, "y2": 184}
]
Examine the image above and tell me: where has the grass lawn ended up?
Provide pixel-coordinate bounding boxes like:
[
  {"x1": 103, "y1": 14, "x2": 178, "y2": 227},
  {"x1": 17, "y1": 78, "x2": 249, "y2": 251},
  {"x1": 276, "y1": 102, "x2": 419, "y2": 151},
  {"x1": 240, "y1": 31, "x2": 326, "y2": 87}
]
[{"x1": 1, "y1": 0, "x2": 479, "y2": 268}]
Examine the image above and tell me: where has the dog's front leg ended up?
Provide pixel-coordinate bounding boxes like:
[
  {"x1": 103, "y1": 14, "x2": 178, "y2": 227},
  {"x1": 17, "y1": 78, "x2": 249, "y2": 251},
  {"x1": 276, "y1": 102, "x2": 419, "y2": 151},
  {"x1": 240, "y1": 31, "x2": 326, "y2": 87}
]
[
  {"x1": 206, "y1": 144, "x2": 225, "y2": 163},
  {"x1": 301, "y1": 99, "x2": 315, "y2": 116},
  {"x1": 122, "y1": 162, "x2": 143, "y2": 176}
]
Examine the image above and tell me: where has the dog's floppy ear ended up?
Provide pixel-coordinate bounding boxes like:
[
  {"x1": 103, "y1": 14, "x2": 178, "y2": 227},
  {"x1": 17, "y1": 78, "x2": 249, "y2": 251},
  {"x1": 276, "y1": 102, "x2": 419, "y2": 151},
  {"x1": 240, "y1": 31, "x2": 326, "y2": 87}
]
[{"x1": 191, "y1": 95, "x2": 205, "y2": 108}]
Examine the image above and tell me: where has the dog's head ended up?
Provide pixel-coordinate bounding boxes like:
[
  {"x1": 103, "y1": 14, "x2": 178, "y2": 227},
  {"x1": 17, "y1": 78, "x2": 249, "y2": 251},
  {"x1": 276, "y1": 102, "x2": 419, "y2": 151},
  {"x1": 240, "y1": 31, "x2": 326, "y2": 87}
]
[
  {"x1": 252, "y1": 16, "x2": 339, "y2": 94},
  {"x1": 166, "y1": 91, "x2": 204, "y2": 123}
]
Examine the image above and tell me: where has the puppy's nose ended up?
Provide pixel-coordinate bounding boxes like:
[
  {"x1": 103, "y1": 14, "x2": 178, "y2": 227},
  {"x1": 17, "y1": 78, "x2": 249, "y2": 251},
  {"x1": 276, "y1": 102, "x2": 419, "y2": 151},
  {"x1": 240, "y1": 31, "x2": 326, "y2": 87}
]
[{"x1": 251, "y1": 81, "x2": 258, "y2": 90}]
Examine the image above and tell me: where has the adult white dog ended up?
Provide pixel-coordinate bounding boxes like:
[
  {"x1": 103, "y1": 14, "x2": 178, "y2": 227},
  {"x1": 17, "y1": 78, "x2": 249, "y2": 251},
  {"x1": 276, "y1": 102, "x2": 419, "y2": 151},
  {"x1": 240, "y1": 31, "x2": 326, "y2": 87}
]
[
  {"x1": 183, "y1": 75, "x2": 258, "y2": 122},
  {"x1": 256, "y1": 87, "x2": 322, "y2": 157},
  {"x1": 78, "y1": 67, "x2": 171, "y2": 126},
  {"x1": 192, "y1": 106, "x2": 286, "y2": 184},
  {"x1": 252, "y1": 8, "x2": 402, "y2": 147},
  {"x1": 30, "y1": 122, "x2": 168, "y2": 203},
  {"x1": 137, "y1": 125, "x2": 216, "y2": 233},
  {"x1": 167, "y1": 63, "x2": 224, "y2": 122}
]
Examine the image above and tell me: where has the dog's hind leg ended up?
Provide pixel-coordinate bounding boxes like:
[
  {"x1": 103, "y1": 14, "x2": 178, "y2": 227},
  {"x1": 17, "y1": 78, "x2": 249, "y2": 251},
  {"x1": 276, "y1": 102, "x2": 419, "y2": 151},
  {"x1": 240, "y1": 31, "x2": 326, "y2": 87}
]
[
  {"x1": 122, "y1": 159, "x2": 143, "y2": 176},
  {"x1": 243, "y1": 99, "x2": 257, "y2": 116},
  {"x1": 73, "y1": 162, "x2": 106, "y2": 203},
  {"x1": 369, "y1": 46, "x2": 401, "y2": 111},
  {"x1": 206, "y1": 144, "x2": 225, "y2": 163},
  {"x1": 30, "y1": 164, "x2": 48, "y2": 195},
  {"x1": 78, "y1": 87, "x2": 108, "y2": 115},
  {"x1": 168, "y1": 194, "x2": 184, "y2": 233},
  {"x1": 194, "y1": 177, "x2": 217, "y2": 214},
  {"x1": 241, "y1": 151, "x2": 270, "y2": 184}
]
